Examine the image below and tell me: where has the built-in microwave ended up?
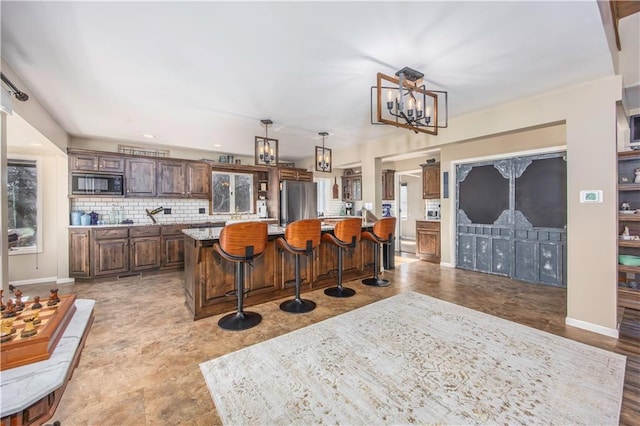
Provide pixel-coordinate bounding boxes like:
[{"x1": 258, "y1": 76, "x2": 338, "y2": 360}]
[{"x1": 71, "y1": 173, "x2": 124, "y2": 195}]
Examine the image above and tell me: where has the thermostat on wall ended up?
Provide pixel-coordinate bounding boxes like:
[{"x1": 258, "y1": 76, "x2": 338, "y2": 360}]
[{"x1": 579, "y1": 190, "x2": 603, "y2": 203}]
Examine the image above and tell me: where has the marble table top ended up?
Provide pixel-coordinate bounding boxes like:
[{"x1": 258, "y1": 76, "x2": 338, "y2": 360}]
[{"x1": 0, "y1": 299, "x2": 95, "y2": 417}]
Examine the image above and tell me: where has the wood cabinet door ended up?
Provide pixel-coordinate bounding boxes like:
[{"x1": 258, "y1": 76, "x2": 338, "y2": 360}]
[
  {"x1": 186, "y1": 162, "x2": 211, "y2": 198},
  {"x1": 161, "y1": 235, "x2": 185, "y2": 268},
  {"x1": 352, "y1": 177, "x2": 362, "y2": 200},
  {"x1": 69, "y1": 230, "x2": 90, "y2": 277},
  {"x1": 131, "y1": 236, "x2": 161, "y2": 271},
  {"x1": 382, "y1": 170, "x2": 395, "y2": 200},
  {"x1": 157, "y1": 160, "x2": 186, "y2": 197},
  {"x1": 70, "y1": 153, "x2": 98, "y2": 171},
  {"x1": 422, "y1": 164, "x2": 441, "y2": 199},
  {"x1": 417, "y1": 230, "x2": 440, "y2": 262},
  {"x1": 98, "y1": 155, "x2": 125, "y2": 173},
  {"x1": 125, "y1": 158, "x2": 156, "y2": 197},
  {"x1": 93, "y1": 238, "x2": 129, "y2": 276},
  {"x1": 342, "y1": 177, "x2": 352, "y2": 200}
]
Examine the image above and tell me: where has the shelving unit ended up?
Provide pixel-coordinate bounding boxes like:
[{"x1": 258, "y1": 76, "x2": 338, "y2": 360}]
[{"x1": 617, "y1": 151, "x2": 640, "y2": 310}]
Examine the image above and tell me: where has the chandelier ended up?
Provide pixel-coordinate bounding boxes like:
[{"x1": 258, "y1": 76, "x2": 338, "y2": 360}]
[
  {"x1": 315, "y1": 132, "x2": 332, "y2": 172},
  {"x1": 254, "y1": 119, "x2": 278, "y2": 166},
  {"x1": 371, "y1": 66, "x2": 448, "y2": 135}
]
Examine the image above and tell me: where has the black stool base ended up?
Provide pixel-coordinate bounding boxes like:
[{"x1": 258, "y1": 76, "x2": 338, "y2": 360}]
[
  {"x1": 362, "y1": 277, "x2": 391, "y2": 287},
  {"x1": 324, "y1": 286, "x2": 355, "y2": 298},
  {"x1": 280, "y1": 298, "x2": 316, "y2": 313},
  {"x1": 218, "y1": 311, "x2": 262, "y2": 331}
]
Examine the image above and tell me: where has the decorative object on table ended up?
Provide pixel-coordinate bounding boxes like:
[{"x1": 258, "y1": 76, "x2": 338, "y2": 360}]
[
  {"x1": 200, "y1": 292, "x2": 626, "y2": 425},
  {"x1": 47, "y1": 289, "x2": 59, "y2": 306},
  {"x1": 370, "y1": 66, "x2": 448, "y2": 135},
  {"x1": 255, "y1": 119, "x2": 278, "y2": 166},
  {"x1": 13, "y1": 289, "x2": 24, "y2": 312},
  {"x1": 0, "y1": 318, "x2": 16, "y2": 343},
  {"x1": 31, "y1": 296, "x2": 42, "y2": 310},
  {"x1": 315, "y1": 131, "x2": 332, "y2": 172},
  {"x1": 2, "y1": 300, "x2": 16, "y2": 318}
]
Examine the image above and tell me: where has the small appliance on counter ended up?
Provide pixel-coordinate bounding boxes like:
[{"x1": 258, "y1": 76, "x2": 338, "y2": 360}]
[
  {"x1": 257, "y1": 199, "x2": 268, "y2": 218},
  {"x1": 344, "y1": 202, "x2": 353, "y2": 216}
]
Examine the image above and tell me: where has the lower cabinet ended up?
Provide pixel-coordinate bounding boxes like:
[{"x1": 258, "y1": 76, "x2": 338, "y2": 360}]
[
  {"x1": 161, "y1": 224, "x2": 186, "y2": 269},
  {"x1": 416, "y1": 220, "x2": 440, "y2": 263},
  {"x1": 70, "y1": 224, "x2": 187, "y2": 279}
]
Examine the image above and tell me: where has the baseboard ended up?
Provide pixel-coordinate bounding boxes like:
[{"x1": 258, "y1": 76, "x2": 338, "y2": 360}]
[
  {"x1": 9, "y1": 276, "x2": 58, "y2": 286},
  {"x1": 56, "y1": 277, "x2": 75, "y2": 284},
  {"x1": 440, "y1": 262, "x2": 454, "y2": 268},
  {"x1": 565, "y1": 316, "x2": 619, "y2": 339}
]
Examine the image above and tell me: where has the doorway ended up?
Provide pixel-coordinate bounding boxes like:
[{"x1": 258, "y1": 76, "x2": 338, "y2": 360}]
[{"x1": 397, "y1": 172, "x2": 422, "y2": 255}]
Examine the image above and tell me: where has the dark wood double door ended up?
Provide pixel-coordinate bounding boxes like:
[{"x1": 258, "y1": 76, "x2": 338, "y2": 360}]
[{"x1": 456, "y1": 152, "x2": 567, "y2": 287}]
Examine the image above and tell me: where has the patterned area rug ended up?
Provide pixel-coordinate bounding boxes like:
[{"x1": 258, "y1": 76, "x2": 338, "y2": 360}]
[{"x1": 200, "y1": 292, "x2": 626, "y2": 424}]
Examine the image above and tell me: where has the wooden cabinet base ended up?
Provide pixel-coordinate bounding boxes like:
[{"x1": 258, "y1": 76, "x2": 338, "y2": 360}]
[{"x1": 184, "y1": 235, "x2": 376, "y2": 320}]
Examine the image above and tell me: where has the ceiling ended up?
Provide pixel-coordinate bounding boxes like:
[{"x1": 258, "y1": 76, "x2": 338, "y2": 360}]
[{"x1": 1, "y1": 1, "x2": 637, "y2": 161}]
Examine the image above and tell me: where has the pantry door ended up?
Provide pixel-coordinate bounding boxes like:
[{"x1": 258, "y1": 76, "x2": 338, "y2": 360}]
[{"x1": 455, "y1": 152, "x2": 567, "y2": 287}]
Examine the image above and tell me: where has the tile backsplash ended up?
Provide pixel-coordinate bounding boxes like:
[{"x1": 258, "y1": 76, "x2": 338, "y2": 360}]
[{"x1": 70, "y1": 198, "x2": 258, "y2": 225}]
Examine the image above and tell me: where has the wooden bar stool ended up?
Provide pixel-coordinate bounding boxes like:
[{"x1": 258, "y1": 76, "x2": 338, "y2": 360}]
[
  {"x1": 362, "y1": 217, "x2": 396, "y2": 287},
  {"x1": 276, "y1": 219, "x2": 322, "y2": 313},
  {"x1": 213, "y1": 221, "x2": 268, "y2": 331},
  {"x1": 323, "y1": 218, "x2": 362, "y2": 298}
]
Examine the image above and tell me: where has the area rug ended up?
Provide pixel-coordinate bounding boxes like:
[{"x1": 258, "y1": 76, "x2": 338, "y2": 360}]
[{"x1": 200, "y1": 292, "x2": 626, "y2": 425}]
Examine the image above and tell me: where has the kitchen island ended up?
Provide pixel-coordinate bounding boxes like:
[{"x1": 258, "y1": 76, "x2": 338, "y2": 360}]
[{"x1": 182, "y1": 222, "x2": 376, "y2": 320}]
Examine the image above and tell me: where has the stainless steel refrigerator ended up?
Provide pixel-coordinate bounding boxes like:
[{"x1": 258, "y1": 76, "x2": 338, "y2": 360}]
[{"x1": 280, "y1": 180, "x2": 317, "y2": 226}]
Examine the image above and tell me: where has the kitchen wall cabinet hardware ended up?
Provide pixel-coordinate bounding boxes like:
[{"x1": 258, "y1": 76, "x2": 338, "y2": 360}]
[
  {"x1": 617, "y1": 150, "x2": 640, "y2": 310},
  {"x1": 421, "y1": 162, "x2": 440, "y2": 199},
  {"x1": 416, "y1": 220, "x2": 440, "y2": 263},
  {"x1": 382, "y1": 169, "x2": 395, "y2": 200}
]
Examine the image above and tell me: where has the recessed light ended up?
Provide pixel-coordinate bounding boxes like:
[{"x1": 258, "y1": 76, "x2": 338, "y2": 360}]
[
  {"x1": 142, "y1": 134, "x2": 155, "y2": 139},
  {"x1": 213, "y1": 144, "x2": 222, "y2": 148}
]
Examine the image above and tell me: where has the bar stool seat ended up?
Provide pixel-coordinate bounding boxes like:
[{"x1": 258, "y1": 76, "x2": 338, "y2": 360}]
[
  {"x1": 361, "y1": 217, "x2": 396, "y2": 287},
  {"x1": 213, "y1": 221, "x2": 268, "y2": 331},
  {"x1": 276, "y1": 219, "x2": 322, "y2": 313},
  {"x1": 322, "y1": 218, "x2": 362, "y2": 298}
]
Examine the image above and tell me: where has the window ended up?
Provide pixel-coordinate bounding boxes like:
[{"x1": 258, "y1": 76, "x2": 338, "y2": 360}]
[
  {"x1": 7, "y1": 157, "x2": 42, "y2": 254},
  {"x1": 212, "y1": 172, "x2": 254, "y2": 214},
  {"x1": 315, "y1": 178, "x2": 330, "y2": 215}
]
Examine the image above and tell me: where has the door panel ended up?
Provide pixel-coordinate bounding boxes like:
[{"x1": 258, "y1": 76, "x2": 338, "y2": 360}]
[{"x1": 456, "y1": 152, "x2": 566, "y2": 287}]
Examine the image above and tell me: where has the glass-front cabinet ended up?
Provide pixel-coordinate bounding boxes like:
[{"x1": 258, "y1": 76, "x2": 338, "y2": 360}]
[{"x1": 211, "y1": 171, "x2": 254, "y2": 214}]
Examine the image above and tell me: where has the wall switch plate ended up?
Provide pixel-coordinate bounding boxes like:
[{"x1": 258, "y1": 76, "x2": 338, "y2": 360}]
[
  {"x1": 199, "y1": 208, "x2": 206, "y2": 214},
  {"x1": 579, "y1": 190, "x2": 603, "y2": 203},
  {"x1": 164, "y1": 208, "x2": 171, "y2": 214}
]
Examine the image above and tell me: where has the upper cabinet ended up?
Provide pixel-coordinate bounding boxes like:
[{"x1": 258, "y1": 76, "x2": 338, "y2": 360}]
[
  {"x1": 382, "y1": 169, "x2": 395, "y2": 200},
  {"x1": 422, "y1": 162, "x2": 441, "y2": 199},
  {"x1": 69, "y1": 152, "x2": 124, "y2": 173},
  {"x1": 279, "y1": 167, "x2": 313, "y2": 182},
  {"x1": 125, "y1": 157, "x2": 157, "y2": 197},
  {"x1": 186, "y1": 162, "x2": 211, "y2": 198},
  {"x1": 342, "y1": 173, "x2": 362, "y2": 201}
]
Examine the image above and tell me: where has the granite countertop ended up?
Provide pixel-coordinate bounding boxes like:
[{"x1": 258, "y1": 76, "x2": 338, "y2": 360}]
[
  {"x1": 183, "y1": 221, "x2": 375, "y2": 241},
  {"x1": 68, "y1": 218, "x2": 278, "y2": 229}
]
